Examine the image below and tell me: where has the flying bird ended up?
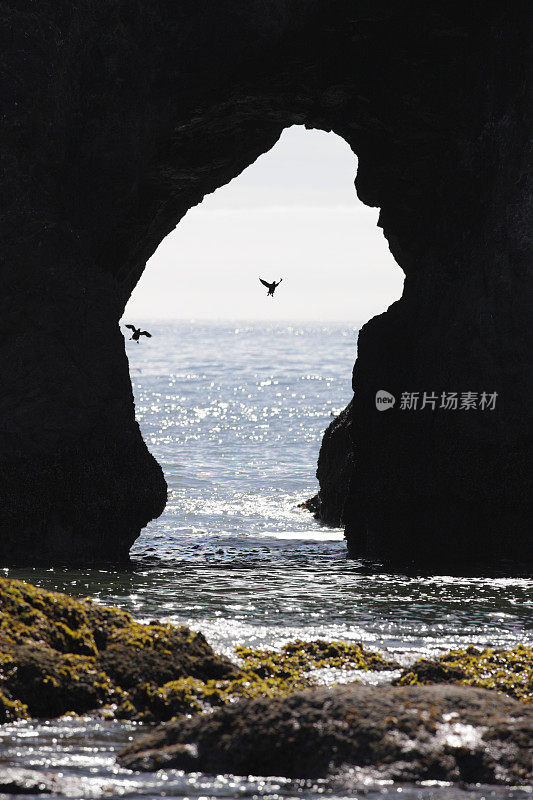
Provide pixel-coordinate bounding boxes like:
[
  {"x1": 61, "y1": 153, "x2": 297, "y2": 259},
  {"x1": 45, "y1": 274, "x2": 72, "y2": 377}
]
[
  {"x1": 125, "y1": 324, "x2": 152, "y2": 343},
  {"x1": 259, "y1": 277, "x2": 283, "y2": 297}
]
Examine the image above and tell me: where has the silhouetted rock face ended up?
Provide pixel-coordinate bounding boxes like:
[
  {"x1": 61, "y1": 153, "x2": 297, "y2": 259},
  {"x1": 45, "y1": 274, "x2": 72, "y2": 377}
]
[
  {"x1": 1, "y1": 2, "x2": 530, "y2": 564},
  {"x1": 119, "y1": 684, "x2": 533, "y2": 784},
  {"x1": 315, "y1": 401, "x2": 354, "y2": 527}
]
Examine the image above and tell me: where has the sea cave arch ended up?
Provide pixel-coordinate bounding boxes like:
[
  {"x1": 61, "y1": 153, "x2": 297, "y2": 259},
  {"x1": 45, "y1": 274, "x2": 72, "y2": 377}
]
[
  {"x1": 0, "y1": 1, "x2": 530, "y2": 568},
  {"x1": 123, "y1": 125, "x2": 404, "y2": 551}
]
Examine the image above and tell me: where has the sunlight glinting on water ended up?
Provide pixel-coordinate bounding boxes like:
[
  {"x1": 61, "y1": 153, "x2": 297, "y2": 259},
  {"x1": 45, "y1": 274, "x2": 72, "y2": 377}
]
[{"x1": 3, "y1": 322, "x2": 532, "y2": 800}]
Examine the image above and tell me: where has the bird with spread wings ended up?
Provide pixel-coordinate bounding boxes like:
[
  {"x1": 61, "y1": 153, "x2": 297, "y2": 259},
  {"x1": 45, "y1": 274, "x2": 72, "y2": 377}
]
[
  {"x1": 259, "y1": 277, "x2": 283, "y2": 297},
  {"x1": 125, "y1": 324, "x2": 152, "y2": 342}
]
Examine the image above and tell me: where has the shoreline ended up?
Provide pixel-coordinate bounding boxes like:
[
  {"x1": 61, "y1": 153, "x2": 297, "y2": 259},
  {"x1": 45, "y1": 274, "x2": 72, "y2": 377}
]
[{"x1": 1, "y1": 577, "x2": 531, "y2": 790}]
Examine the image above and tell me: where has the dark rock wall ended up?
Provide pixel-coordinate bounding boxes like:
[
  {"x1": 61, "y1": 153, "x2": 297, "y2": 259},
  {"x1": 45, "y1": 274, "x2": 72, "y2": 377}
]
[
  {"x1": 1, "y1": 1, "x2": 530, "y2": 565},
  {"x1": 315, "y1": 401, "x2": 354, "y2": 527},
  {"x1": 322, "y1": 4, "x2": 532, "y2": 567}
]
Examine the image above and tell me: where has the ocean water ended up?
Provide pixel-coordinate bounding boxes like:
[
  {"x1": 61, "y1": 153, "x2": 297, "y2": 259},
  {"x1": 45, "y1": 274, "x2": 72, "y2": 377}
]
[{"x1": 2, "y1": 321, "x2": 532, "y2": 799}]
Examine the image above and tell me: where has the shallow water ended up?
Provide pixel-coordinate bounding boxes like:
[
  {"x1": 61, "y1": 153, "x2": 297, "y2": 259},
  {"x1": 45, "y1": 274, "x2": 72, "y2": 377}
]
[{"x1": 2, "y1": 321, "x2": 532, "y2": 798}]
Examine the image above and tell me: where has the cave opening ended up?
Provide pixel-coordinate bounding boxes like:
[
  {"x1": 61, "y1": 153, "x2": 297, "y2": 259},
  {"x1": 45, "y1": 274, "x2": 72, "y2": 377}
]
[
  {"x1": 122, "y1": 125, "x2": 404, "y2": 555},
  {"x1": 124, "y1": 126, "x2": 404, "y2": 323}
]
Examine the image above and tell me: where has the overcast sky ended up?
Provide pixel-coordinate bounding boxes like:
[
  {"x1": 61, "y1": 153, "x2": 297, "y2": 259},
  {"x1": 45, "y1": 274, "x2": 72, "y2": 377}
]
[{"x1": 124, "y1": 126, "x2": 404, "y2": 324}]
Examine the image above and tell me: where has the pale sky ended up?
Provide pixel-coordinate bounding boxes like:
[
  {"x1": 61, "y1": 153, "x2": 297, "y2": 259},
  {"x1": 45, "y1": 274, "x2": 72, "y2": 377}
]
[{"x1": 124, "y1": 125, "x2": 404, "y2": 323}]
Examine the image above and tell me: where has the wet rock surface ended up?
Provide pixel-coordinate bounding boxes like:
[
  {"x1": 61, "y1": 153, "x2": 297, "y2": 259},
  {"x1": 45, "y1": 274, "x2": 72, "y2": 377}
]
[
  {"x1": 119, "y1": 684, "x2": 533, "y2": 784},
  {"x1": 0, "y1": 768, "x2": 54, "y2": 795},
  {"x1": 0, "y1": 579, "x2": 401, "y2": 722},
  {"x1": 2, "y1": 579, "x2": 532, "y2": 788},
  {"x1": 395, "y1": 645, "x2": 533, "y2": 703},
  {"x1": 0, "y1": 578, "x2": 236, "y2": 721}
]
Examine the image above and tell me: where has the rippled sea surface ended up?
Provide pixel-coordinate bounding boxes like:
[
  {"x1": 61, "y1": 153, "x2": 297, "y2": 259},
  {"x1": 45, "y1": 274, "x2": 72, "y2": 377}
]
[{"x1": 2, "y1": 321, "x2": 532, "y2": 799}]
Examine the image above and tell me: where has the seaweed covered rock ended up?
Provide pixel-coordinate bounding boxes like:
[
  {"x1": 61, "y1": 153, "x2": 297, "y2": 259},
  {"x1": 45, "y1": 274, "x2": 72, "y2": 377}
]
[
  {"x1": 126, "y1": 639, "x2": 400, "y2": 721},
  {"x1": 245, "y1": 638, "x2": 399, "y2": 675},
  {"x1": 0, "y1": 683, "x2": 27, "y2": 723},
  {"x1": 0, "y1": 578, "x2": 236, "y2": 720},
  {"x1": 1, "y1": 645, "x2": 119, "y2": 718},
  {"x1": 394, "y1": 658, "x2": 467, "y2": 686},
  {"x1": 227, "y1": 639, "x2": 399, "y2": 699},
  {"x1": 0, "y1": 579, "x2": 403, "y2": 722},
  {"x1": 119, "y1": 684, "x2": 533, "y2": 784},
  {"x1": 396, "y1": 645, "x2": 533, "y2": 703}
]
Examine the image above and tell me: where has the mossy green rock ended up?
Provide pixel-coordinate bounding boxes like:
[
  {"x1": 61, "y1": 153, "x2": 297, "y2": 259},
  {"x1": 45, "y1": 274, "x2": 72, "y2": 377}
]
[
  {"x1": 0, "y1": 579, "x2": 403, "y2": 722},
  {"x1": 0, "y1": 578, "x2": 236, "y2": 720},
  {"x1": 4, "y1": 578, "x2": 528, "y2": 727},
  {"x1": 395, "y1": 645, "x2": 533, "y2": 703},
  {"x1": 125, "y1": 639, "x2": 401, "y2": 721}
]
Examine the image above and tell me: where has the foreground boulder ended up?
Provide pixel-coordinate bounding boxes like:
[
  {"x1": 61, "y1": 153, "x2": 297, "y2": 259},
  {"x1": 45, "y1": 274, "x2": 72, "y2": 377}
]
[
  {"x1": 0, "y1": 578, "x2": 236, "y2": 720},
  {"x1": 119, "y1": 684, "x2": 532, "y2": 784}
]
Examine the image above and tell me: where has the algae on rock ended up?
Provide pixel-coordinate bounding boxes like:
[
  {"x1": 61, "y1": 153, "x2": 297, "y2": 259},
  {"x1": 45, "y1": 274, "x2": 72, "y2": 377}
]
[
  {"x1": 395, "y1": 645, "x2": 533, "y2": 703},
  {"x1": 0, "y1": 578, "x2": 236, "y2": 720},
  {"x1": 0, "y1": 580, "x2": 401, "y2": 721},
  {"x1": 1, "y1": 579, "x2": 530, "y2": 724}
]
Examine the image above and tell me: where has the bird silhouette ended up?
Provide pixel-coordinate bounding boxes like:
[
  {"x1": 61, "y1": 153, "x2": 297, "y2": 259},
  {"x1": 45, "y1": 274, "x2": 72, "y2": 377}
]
[
  {"x1": 259, "y1": 277, "x2": 283, "y2": 297},
  {"x1": 125, "y1": 324, "x2": 152, "y2": 343}
]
